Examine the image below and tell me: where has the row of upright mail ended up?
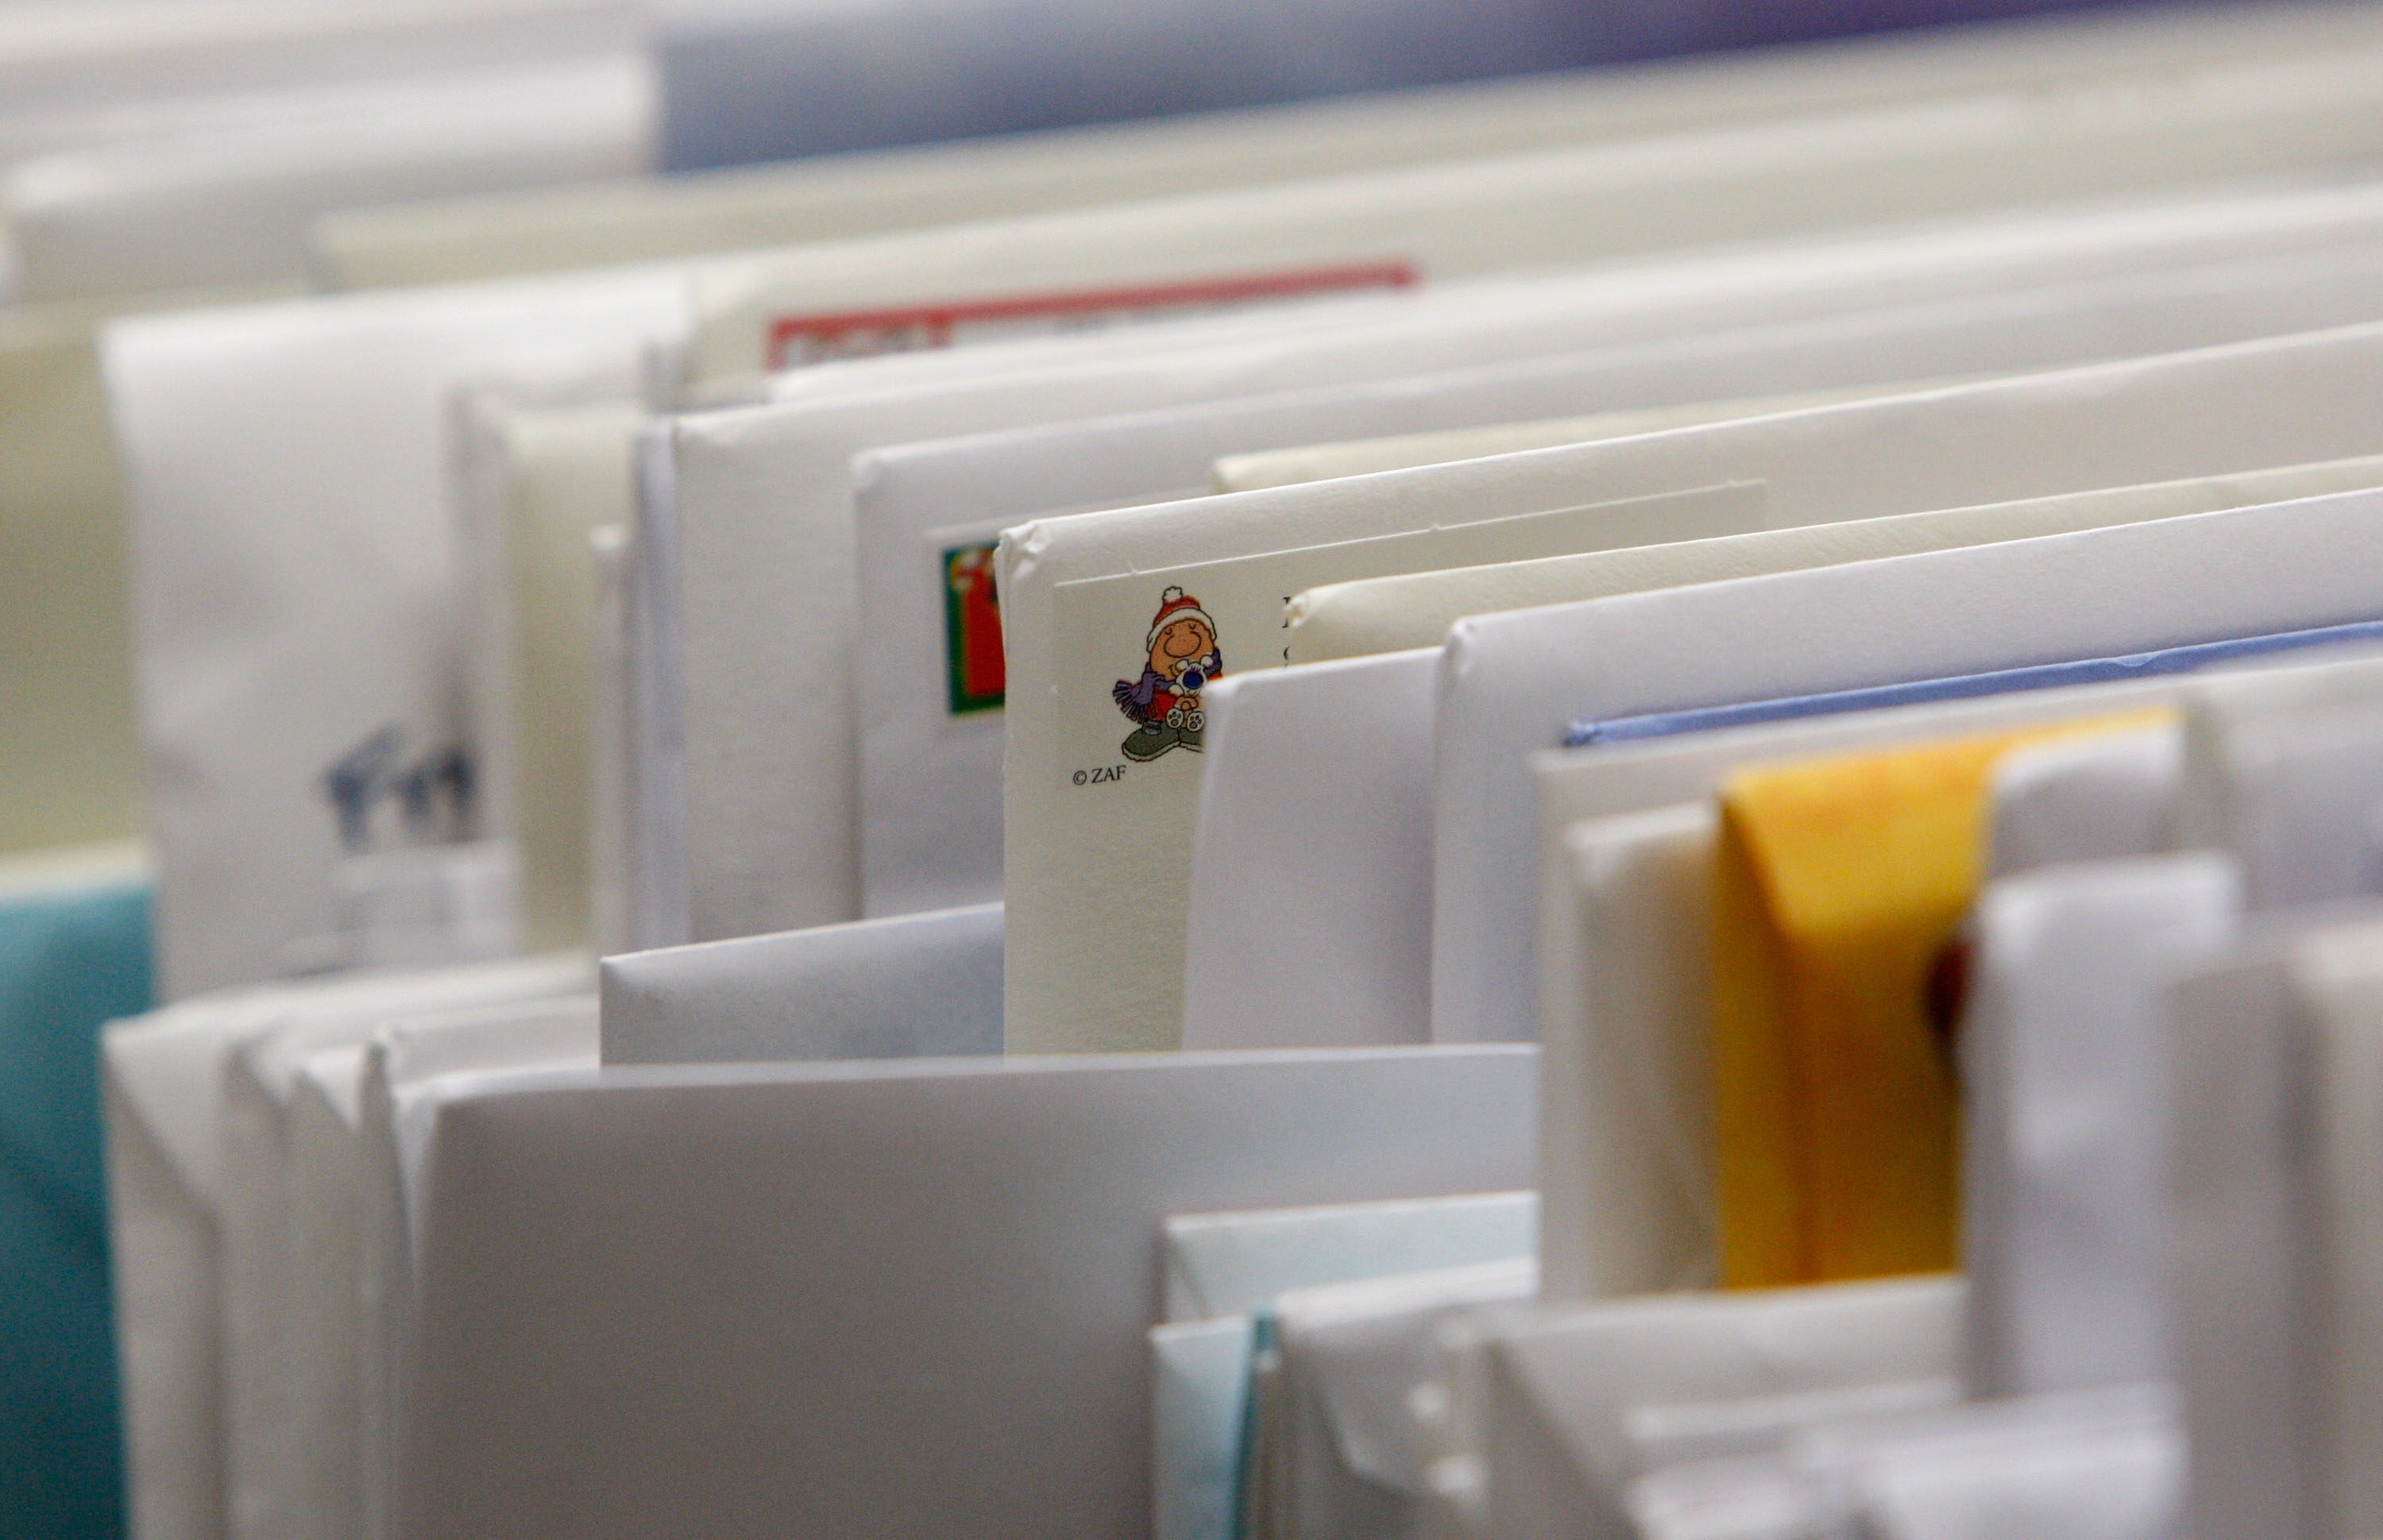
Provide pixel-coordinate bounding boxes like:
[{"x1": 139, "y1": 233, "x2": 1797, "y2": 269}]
[{"x1": 39, "y1": 2, "x2": 2383, "y2": 1538}]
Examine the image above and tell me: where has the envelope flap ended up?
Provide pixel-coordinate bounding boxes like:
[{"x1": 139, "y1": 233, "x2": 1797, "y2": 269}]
[
  {"x1": 104, "y1": 994, "x2": 285, "y2": 1206},
  {"x1": 298, "y1": 1045, "x2": 369, "y2": 1133},
  {"x1": 1276, "y1": 1257, "x2": 1535, "y2": 1493},
  {"x1": 1493, "y1": 1276, "x2": 1965, "y2": 1492}
]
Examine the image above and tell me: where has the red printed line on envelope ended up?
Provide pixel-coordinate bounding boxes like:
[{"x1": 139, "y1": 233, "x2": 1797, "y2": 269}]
[{"x1": 765, "y1": 261, "x2": 1419, "y2": 371}]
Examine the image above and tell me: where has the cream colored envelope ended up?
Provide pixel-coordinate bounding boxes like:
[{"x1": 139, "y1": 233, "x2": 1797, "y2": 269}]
[
  {"x1": 1002, "y1": 488, "x2": 1760, "y2": 1053},
  {"x1": 1288, "y1": 444, "x2": 2383, "y2": 667},
  {"x1": 0, "y1": 283, "x2": 292, "y2": 859},
  {"x1": 465, "y1": 398, "x2": 645, "y2": 955},
  {"x1": 1219, "y1": 380, "x2": 1909, "y2": 493},
  {"x1": 686, "y1": 44, "x2": 2383, "y2": 392},
  {"x1": 2, "y1": 295, "x2": 150, "y2": 855},
  {"x1": 312, "y1": 0, "x2": 2383, "y2": 291}
]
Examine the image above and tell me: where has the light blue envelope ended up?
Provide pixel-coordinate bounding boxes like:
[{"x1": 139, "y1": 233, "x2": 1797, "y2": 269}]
[{"x1": 1150, "y1": 1190, "x2": 1535, "y2": 1540}]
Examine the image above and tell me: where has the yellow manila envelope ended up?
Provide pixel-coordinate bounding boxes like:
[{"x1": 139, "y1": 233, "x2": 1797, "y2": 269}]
[{"x1": 1710, "y1": 712, "x2": 2168, "y2": 1287}]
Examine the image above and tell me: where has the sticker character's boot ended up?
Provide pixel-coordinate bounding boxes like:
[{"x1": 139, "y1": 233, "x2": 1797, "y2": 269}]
[
  {"x1": 1122, "y1": 722, "x2": 1177, "y2": 762},
  {"x1": 1176, "y1": 705, "x2": 1206, "y2": 753}
]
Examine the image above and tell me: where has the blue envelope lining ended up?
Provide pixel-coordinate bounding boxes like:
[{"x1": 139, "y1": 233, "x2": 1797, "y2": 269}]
[{"x1": 1562, "y1": 616, "x2": 2383, "y2": 749}]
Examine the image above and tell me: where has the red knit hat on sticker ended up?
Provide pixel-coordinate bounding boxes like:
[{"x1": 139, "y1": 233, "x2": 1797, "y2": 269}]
[{"x1": 1146, "y1": 585, "x2": 1215, "y2": 648}]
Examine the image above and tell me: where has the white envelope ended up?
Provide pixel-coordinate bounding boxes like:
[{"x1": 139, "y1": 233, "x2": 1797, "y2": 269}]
[
  {"x1": 2281, "y1": 920, "x2": 2383, "y2": 1540},
  {"x1": 1542, "y1": 805, "x2": 1718, "y2": 1304},
  {"x1": 2179, "y1": 651, "x2": 2383, "y2": 907},
  {"x1": 1476, "y1": 1276, "x2": 1962, "y2": 1540},
  {"x1": 1798, "y1": 1386, "x2": 2180, "y2": 1540},
  {"x1": 312, "y1": 0, "x2": 2382, "y2": 291},
  {"x1": 684, "y1": 176, "x2": 2383, "y2": 945},
  {"x1": 596, "y1": 902, "x2": 1004, "y2": 1066},
  {"x1": 1834, "y1": 1400, "x2": 2182, "y2": 1540},
  {"x1": 0, "y1": 0, "x2": 634, "y2": 137},
  {"x1": 101, "y1": 954, "x2": 587, "y2": 1540},
  {"x1": 2166, "y1": 918, "x2": 2352, "y2": 1540},
  {"x1": 622, "y1": 425, "x2": 689, "y2": 953},
  {"x1": 213, "y1": 957, "x2": 589, "y2": 1540},
  {"x1": 686, "y1": 44, "x2": 2383, "y2": 390},
  {"x1": 354, "y1": 996, "x2": 597, "y2": 1540},
  {"x1": 1616, "y1": 1380, "x2": 1964, "y2": 1483},
  {"x1": 284, "y1": 1046, "x2": 365, "y2": 1540},
  {"x1": 1623, "y1": 1388, "x2": 2180, "y2": 1540},
  {"x1": 1624, "y1": 1453, "x2": 1821, "y2": 1540},
  {"x1": 1183, "y1": 649, "x2": 1444, "y2": 1054},
  {"x1": 392, "y1": 1044, "x2": 1534, "y2": 1538},
  {"x1": 2, "y1": 56, "x2": 653, "y2": 303},
  {"x1": 2171, "y1": 898, "x2": 2383, "y2": 1540},
  {"x1": 103, "y1": 270, "x2": 686, "y2": 998},
  {"x1": 1983, "y1": 724, "x2": 2185, "y2": 880},
  {"x1": 1420, "y1": 325, "x2": 2383, "y2": 1044},
  {"x1": 1959, "y1": 854, "x2": 2240, "y2": 1399}
]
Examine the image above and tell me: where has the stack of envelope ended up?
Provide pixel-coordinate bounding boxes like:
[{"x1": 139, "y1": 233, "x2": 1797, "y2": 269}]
[{"x1": 36, "y1": 2, "x2": 2383, "y2": 1537}]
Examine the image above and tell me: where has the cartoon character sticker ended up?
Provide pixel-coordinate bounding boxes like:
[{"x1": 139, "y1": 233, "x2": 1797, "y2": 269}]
[{"x1": 1112, "y1": 585, "x2": 1222, "y2": 762}]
